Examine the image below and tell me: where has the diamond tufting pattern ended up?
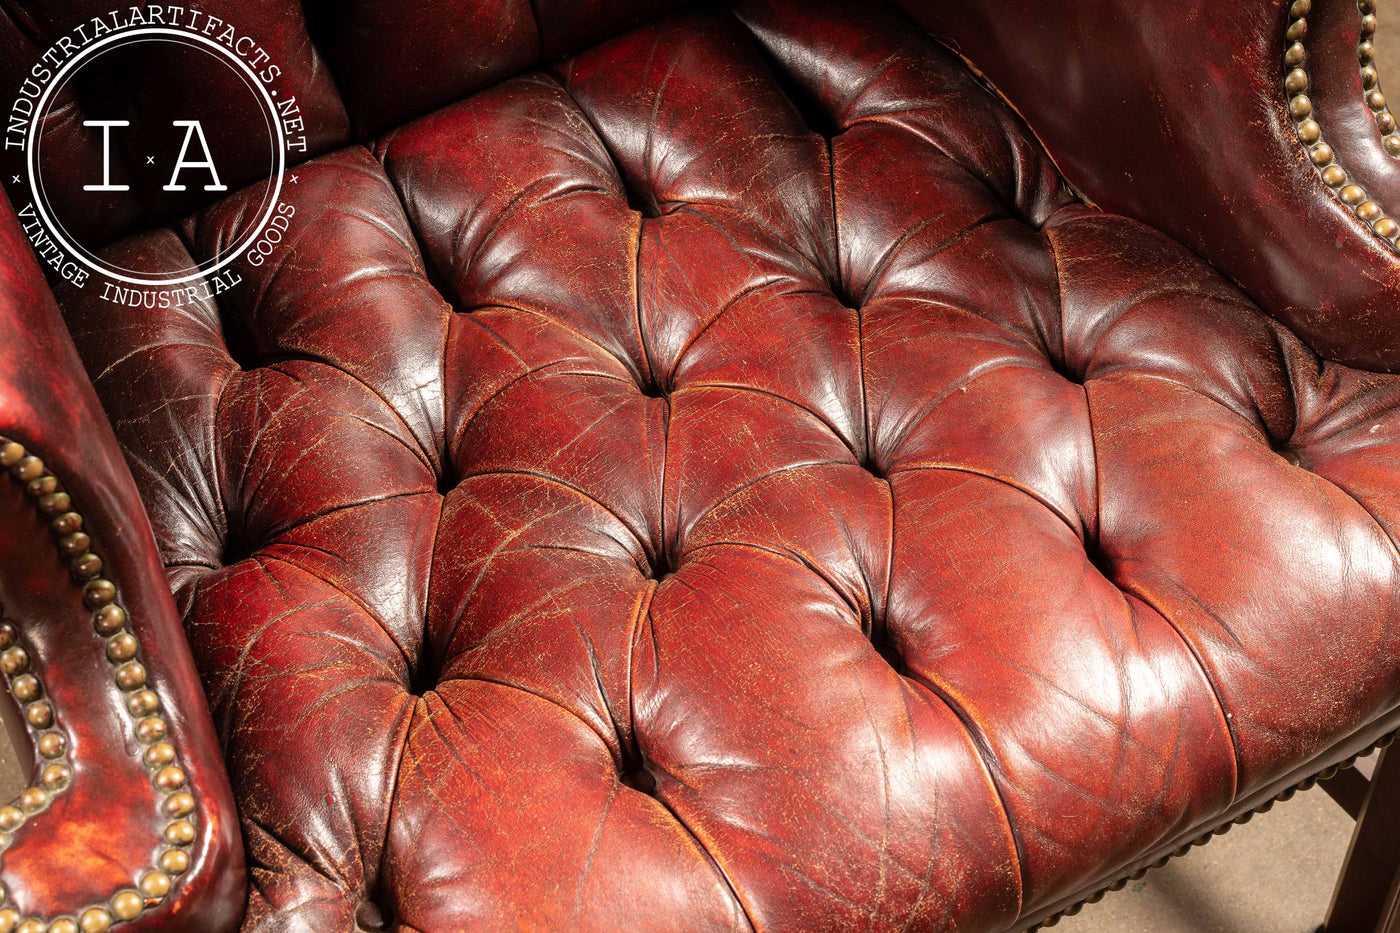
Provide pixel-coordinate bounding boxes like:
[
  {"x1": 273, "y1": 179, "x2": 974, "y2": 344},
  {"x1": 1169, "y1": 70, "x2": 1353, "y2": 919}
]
[{"x1": 44, "y1": 1, "x2": 1400, "y2": 931}]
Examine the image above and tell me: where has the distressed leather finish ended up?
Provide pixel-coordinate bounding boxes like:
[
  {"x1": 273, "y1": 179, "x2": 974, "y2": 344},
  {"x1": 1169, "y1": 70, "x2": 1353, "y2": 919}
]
[
  {"x1": 892, "y1": 0, "x2": 1400, "y2": 372},
  {"x1": 40, "y1": 1, "x2": 1400, "y2": 931},
  {"x1": 0, "y1": 188, "x2": 242, "y2": 931}
]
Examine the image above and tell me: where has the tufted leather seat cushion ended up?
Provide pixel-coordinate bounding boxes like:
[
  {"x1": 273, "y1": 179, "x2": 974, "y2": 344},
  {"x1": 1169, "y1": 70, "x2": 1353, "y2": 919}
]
[{"x1": 53, "y1": 1, "x2": 1400, "y2": 930}]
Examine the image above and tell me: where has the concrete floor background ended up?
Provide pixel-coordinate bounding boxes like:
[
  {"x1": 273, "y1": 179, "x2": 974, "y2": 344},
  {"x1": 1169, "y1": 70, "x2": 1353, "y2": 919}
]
[{"x1": 0, "y1": 6, "x2": 1396, "y2": 933}]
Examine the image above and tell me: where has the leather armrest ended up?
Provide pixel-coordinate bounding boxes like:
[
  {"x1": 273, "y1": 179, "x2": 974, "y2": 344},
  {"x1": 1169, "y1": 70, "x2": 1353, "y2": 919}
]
[
  {"x1": 0, "y1": 190, "x2": 243, "y2": 932},
  {"x1": 893, "y1": 0, "x2": 1400, "y2": 373}
]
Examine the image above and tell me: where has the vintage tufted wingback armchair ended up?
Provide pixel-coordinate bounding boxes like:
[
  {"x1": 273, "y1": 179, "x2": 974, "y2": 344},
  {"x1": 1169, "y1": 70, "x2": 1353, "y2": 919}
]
[{"x1": 4, "y1": 0, "x2": 1400, "y2": 931}]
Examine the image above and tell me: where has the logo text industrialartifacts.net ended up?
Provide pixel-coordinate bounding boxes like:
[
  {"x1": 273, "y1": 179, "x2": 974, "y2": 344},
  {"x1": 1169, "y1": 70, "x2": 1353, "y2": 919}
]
[{"x1": 4, "y1": 6, "x2": 307, "y2": 306}]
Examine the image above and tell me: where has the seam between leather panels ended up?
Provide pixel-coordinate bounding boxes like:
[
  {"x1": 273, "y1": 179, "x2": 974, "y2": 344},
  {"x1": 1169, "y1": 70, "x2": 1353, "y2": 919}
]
[
  {"x1": 628, "y1": 721, "x2": 760, "y2": 933},
  {"x1": 898, "y1": 665, "x2": 1028, "y2": 920},
  {"x1": 1044, "y1": 219, "x2": 1245, "y2": 801},
  {"x1": 537, "y1": 72, "x2": 660, "y2": 389}
]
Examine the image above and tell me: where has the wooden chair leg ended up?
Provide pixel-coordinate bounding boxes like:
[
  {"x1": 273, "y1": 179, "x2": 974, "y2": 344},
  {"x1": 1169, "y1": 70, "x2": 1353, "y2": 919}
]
[{"x1": 1326, "y1": 746, "x2": 1400, "y2": 933}]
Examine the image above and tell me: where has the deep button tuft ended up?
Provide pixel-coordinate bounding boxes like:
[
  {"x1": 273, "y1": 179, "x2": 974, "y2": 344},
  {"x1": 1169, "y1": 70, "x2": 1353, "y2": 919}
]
[
  {"x1": 1278, "y1": 446, "x2": 1309, "y2": 470},
  {"x1": 1049, "y1": 356, "x2": 1086, "y2": 387},
  {"x1": 620, "y1": 760, "x2": 658, "y2": 796},
  {"x1": 354, "y1": 898, "x2": 391, "y2": 933},
  {"x1": 636, "y1": 379, "x2": 668, "y2": 401},
  {"x1": 867, "y1": 621, "x2": 903, "y2": 673},
  {"x1": 1082, "y1": 536, "x2": 1114, "y2": 578},
  {"x1": 219, "y1": 528, "x2": 252, "y2": 568},
  {"x1": 646, "y1": 549, "x2": 675, "y2": 582}
]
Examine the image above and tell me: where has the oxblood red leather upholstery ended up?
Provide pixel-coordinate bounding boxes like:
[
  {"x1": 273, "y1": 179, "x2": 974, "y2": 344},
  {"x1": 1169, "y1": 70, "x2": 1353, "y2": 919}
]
[{"x1": 10, "y1": 0, "x2": 1400, "y2": 931}]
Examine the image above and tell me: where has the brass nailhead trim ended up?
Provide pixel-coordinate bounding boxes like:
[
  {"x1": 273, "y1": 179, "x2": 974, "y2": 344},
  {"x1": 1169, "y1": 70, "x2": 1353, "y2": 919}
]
[
  {"x1": 1285, "y1": 0, "x2": 1400, "y2": 246},
  {"x1": 0, "y1": 436, "x2": 197, "y2": 929},
  {"x1": 1357, "y1": 0, "x2": 1400, "y2": 155},
  {"x1": 1026, "y1": 728, "x2": 1399, "y2": 930}
]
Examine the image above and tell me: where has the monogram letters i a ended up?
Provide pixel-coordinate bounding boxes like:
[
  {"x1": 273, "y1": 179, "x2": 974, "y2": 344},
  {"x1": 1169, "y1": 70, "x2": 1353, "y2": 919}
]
[{"x1": 82, "y1": 119, "x2": 227, "y2": 192}]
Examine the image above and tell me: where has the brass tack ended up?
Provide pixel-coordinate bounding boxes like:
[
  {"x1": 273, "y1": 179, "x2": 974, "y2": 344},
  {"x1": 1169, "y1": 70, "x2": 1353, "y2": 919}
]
[
  {"x1": 164, "y1": 819, "x2": 196, "y2": 846},
  {"x1": 1358, "y1": 200, "x2": 1384, "y2": 220},
  {"x1": 1298, "y1": 119, "x2": 1321, "y2": 143},
  {"x1": 1387, "y1": 135, "x2": 1400, "y2": 156},
  {"x1": 26, "y1": 475, "x2": 57, "y2": 498},
  {"x1": 1154, "y1": 855, "x2": 1172, "y2": 868},
  {"x1": 82, "y1": 579, "x2": 116, "y2": 610},
  {"x1": 1370, "y1": 90, "x2": 1388, "y2": 112},
  {"x1": 1320, "y1": 764, "x2": 1340, "y2": 780},
  {"x1": 26, "y1": 700, "x2": 52, "y2": 729},
  {"x1": 49, "y1": 918, "x2": 78, "y2": 933},
  {"x1": 136, "y1": 716, "x2": 166, "y2": 744},
  {"x1": 93, "y1": 604, "x2": 125, "y2": 636},
  {"x1": 105, "y1": 633, "x2": 137, "y2": 663},
  {"x1": 1311, "y1": 143, "x2": 1334, "y2": 166},
  {"x1": 1364, "y1": 13, "x2": 1378, "y2": 34},
  {"x1": 159, "y1": 848, "x2": 190, "y2": 875},
  {"x1": 0, "y1": 443, "x2": 23, "y2": 468},
  {"x1": 25, "y1": 476, "x2": 56, "y2": 498},
  {"x1": 0, "y1": 884, "x2": 6, "y2": 905},
  {"x1": 1288, "y1": 17, "x2": 1308, "y2": 42},
  {"x1": 1380, "y1": 112, "x2": 1397, "y2": 133},
  {"x1": 78, "y1": 907, "x2": 112, "y2": 933},
  {"x1": 0, "y1": 623, "x2": 13, "y2": 650},
  {"x1": 1213, "y1": 822, "x2": 1232, "y2": 835},
  {"x1": 51, "y1": 512, "x2": 82, "y2": 536},
  {"x1": 71, "y1": 553, "x2": 102, "y2": 581},
  {"x1": 115, "y1": 661, "x2": 147, "y2": 691},
  {"x1": 0, "y1": 808, "x2": 20, "y2": 832},
  {"x1": 1299, "y1": 776, "x2": 1317, "y2": 791},
  {"x1": 1258, "y1": 798, "x2": 1276, "y2": 814},
  {"x1": 1375, "y1": 217, "x2": 1399, "y2": 238},
  {"x1": 109, "y1": 891, "x2": 142, "y2": 921},
  {"x1": 1291, "y1": 0, "x2": 1311, "y2": 16},
  {"x1": 1362, "y1": 40, "x2": 1376, "y2": 64},
  {"x1": 1290, "y1": 94, "x2": 1313, "y2": 118},
  {"x1": 11, "y1": 456, "x2": 43, "y2": 482},
  {"x1": 1323, "y1": 164, "x2": 1349, "y2": 186},
  {"x1": 1362, "y1": 0, "x2": 1377, "y2": 14},
  {"x1": 1285, "y1": 68, "x2": 1308, "y2": 94},
  {"x1": 1087, "y1": 889, "x2": 1105, "y2": 904},
  {"x1": 40, "y1": 763, "x2": 70, "y2": 790},
  {"x1": 155, "y1": 766, "x2": 187, "y2": 791},
  {"x1": 128, "y1": 689, "x2": 160, "y2": 717},
  {"x1": 139, "y1": 870, "x2": 171, "y2": 900},
  {"x1": 1235, "y1": 809, "x2": 1255, "y2": 825},
  {"x1": 1286, "y1": 41, "x2": 1306, "y2": 67},
  {"x1": 57, "y1": 533, "x2": 90, "y2": 559},
  {"x1": 145, "y1": 742, "x2": 175, "y2": 768},
  {"x1": 163, "y1": 791, "x2": 195, "y2": 818},
  {"x1": 1278, "y1": 786, "x2": 1297, "y2": 802},
  {"x1": 1042, "y1": 914, "x2": 1061, "y2": 928},
  {"x1": 1109, "y1": 877, "x2": 1128, "y2": 891},
  {"x1": 1174, "y1": 844, "x2": 1192, "y2": 857},
  {"x1": 1363, "y1": 64, "x2": 1379, "y2": 89},
  {"x1": 18, "y1": 787, "x2": 47, "y2": 812},
  {"x1": 1065, "y1": 903, "x2": 1083, "y2": 916},
  {"x1": 10, "y1": 674, "x2": 38, "y2": 703},
  {"x1": 36, "y1": 733, "x2": 63, "y2": 759},
  {"x1": 1380, "y1": 731, "x2": 1396, "y2": 748},
  {"x1": 0, "y1": 912, "x2": 18, "y2": 933},
  {"x1": 0, "y1": 648, "x2": 28, "y2": 676},
  {"x1": 1130, "y1": 868, "x2": 1149, "y2": 880},
  {"x1": 16, "y1": 919, "x2": 44, "y2": 933}
]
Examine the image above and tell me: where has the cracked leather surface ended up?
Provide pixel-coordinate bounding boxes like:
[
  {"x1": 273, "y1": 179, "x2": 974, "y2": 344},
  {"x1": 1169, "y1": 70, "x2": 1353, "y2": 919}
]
[{"x1": 46, "y1": 1, "x2": 1400, "y2": 930}]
